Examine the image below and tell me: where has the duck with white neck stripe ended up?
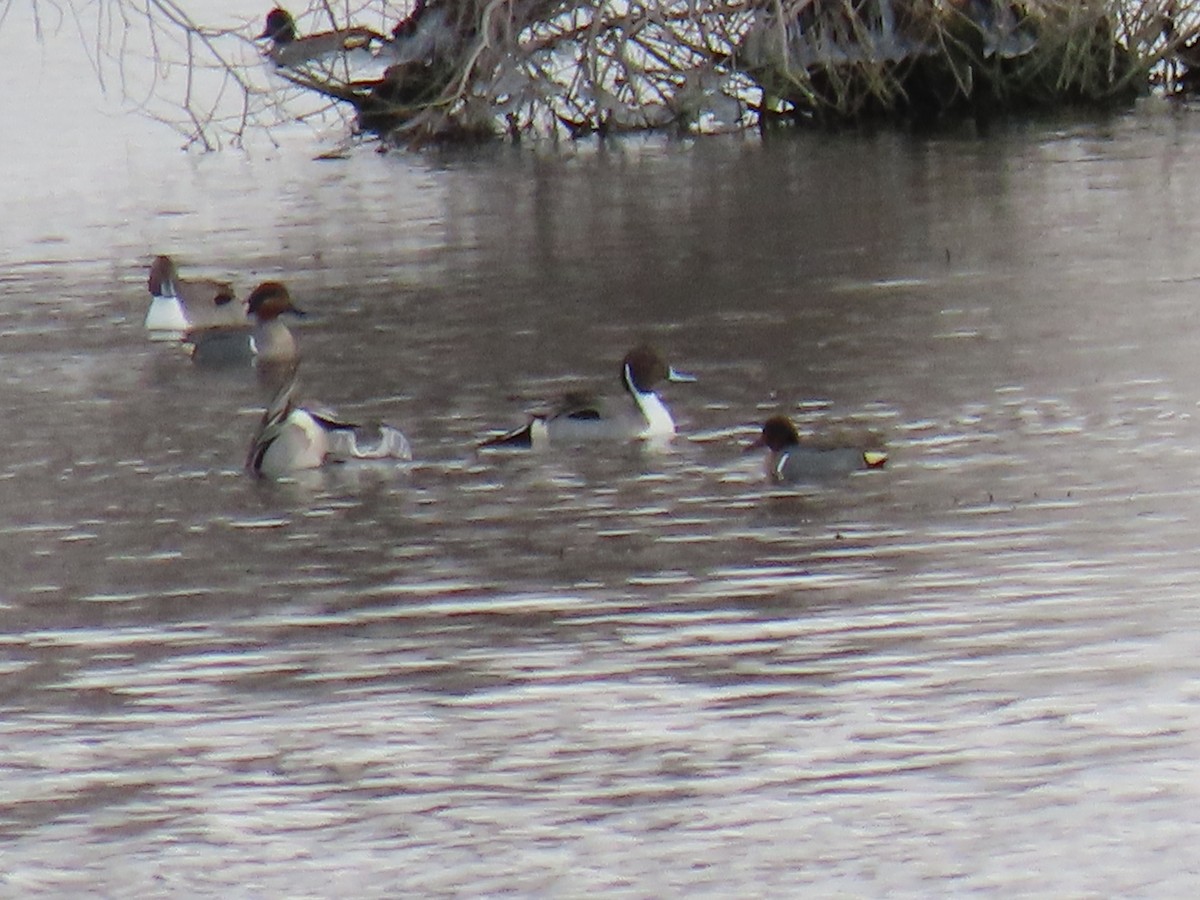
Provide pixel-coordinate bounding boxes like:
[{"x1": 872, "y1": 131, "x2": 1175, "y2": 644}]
[{"x1": 479, "y1": 345, "x2": 696, "y2": 450}]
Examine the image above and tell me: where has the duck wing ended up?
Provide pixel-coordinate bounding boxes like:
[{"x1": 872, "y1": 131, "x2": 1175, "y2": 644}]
[
  {"x1": 309, "y1": 409, "x2": 412, "y2": 461},
  {"x1": 550, "y1": 390, "x2": 604, "y2": 421}
]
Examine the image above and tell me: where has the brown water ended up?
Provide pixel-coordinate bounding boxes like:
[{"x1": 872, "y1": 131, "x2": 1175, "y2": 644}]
[{"x1": 7, "y1": 8, "x2": 1200, "y2": 894}]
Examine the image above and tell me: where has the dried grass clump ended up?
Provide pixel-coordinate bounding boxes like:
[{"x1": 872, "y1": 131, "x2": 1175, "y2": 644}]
[
  {"x1": 255, "y1": 1, "x2": 1200, "y2": 143},
  {"x1": 279, "y1": 0, "x2": 761, "y2": 144},
  {"x1": 736, "y1": 1, "x2": 1172, "y2": 126}
]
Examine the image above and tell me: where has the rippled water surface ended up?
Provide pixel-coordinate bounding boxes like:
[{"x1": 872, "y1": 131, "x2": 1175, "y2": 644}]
[{"x1": 8, "y1": 8, "x2": 1200, "y2": 895}]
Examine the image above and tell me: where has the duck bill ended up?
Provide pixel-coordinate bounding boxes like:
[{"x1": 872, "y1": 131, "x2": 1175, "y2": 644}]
[
  {"x1": 666, "y1": 366, "x2": 696, "y2": 384},
  {"x1": 288, "y1": 306, "x2": 308, "y2": 317}
]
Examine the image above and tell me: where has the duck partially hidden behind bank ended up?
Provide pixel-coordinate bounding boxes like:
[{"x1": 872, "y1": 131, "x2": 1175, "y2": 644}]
[
  {"x1": 256, "y1": 7, "x2": 386, "y2": 67},
  {"x1": 479, "y1": 345, "x2": 696, "y2": 450},
  {"x1": 247, "y1": 375, "x2": 412, "y2": 478},
  {"x1": 751, "y1": 415, "x2": 888, "y2": 483}
]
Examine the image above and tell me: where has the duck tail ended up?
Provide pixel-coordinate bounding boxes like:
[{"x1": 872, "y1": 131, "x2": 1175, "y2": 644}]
[
  {"x1": 347, "y1": 27, "x2": 389, "y2": 50},
  {"x1": 477, "y1": 420, "x2": 534, "y2": 449},
  {"x1": 863, "y1": 451, "x2": 888, "y2": 469}
]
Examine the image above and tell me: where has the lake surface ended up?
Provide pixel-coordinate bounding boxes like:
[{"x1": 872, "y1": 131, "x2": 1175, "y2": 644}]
[{"x1": 6, "y1": 6, "x2": 1200, "y2": 896}]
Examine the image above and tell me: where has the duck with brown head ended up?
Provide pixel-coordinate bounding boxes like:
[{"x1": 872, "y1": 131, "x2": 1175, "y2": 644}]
[
  {"x1": 479, "y1": 345, "x2": 696, "y2": 450},
  {"x1": 185, "y1": 280, "x2": 306, "y2": 370},
  {"x1": 146, "y1": 255, "x2": 246, "y2": 334},
  {"x1": 245, "y1": 281, "x2": 305, "y2": 364},
  {"x1": 750, "y1": 415, "x2": 888, "y2": 482},
  {"x1": 256, "y1": 7, "x2": 387, "y2": 67}
]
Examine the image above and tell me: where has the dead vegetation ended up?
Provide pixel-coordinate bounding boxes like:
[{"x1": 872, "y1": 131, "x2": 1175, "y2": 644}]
[{"x1": 34, "y1": 1, "x2": 1200, "y2": 148}]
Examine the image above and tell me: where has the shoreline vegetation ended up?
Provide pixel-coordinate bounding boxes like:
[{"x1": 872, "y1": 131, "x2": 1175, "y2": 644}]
[{"x1": 40, "y1": 1, "x2": 1200, "y2": 149}]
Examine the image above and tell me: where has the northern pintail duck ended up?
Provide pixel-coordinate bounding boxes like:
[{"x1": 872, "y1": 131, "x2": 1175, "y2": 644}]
[
  {"x1": 479, "y1": 345, "x2": 696, "y2": 449},
  {"x1": 247, "y1": 376, "x2": 412, "y2": 477},
  {"x1": 187, "y1": 281, "x2": 304, "y2": 367},
  {"x1": 751, "y1": 415, "x2": 888, "y2": 482},
  {"x1": 146, "y1": 255, "x2": 246, "y2": 333},
  {"x1": 257, "y1": 7, "x2": 386, "y2": 67}
]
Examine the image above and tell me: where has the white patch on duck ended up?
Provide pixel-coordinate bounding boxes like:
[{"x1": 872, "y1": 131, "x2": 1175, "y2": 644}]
[
  {"x1": 144, "y1": 294, "x2": 189, "y2": 333},
  {"x1": 773, "y1": 454, "x2": 788, "y2": 481},
  {"x1": 529, "y1": 417, "x2": 551, "y2": 450},
  {"x1": 634, "y1": 390, "x2": 676, "y2": 438},
  {"x1": 284, "y1": 408, "x2": 328, "y2": 470},
  {"x1": 625, "y1": 362, "x2": 676, "y2": 438}
]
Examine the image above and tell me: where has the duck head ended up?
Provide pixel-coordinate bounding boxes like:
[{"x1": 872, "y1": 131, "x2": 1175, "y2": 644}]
[
  {"x1": 258, "y1": 8, "x2": 297, "y2": 43},
  {"x1": 247, "y1": 281, "x2": 306, "y2": 321},
  {"x1": 621, "y1": 344, "x2": 695, "y2": 396},
  {"x1": 147, "y1": 255, "x2": 180, "y2": 296},
  {"x1": 751, "y1": 415, "x2": 801, "y2": 452}
]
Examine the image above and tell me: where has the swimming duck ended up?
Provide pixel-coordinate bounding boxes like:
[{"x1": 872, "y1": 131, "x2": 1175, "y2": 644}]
[
  {"x1": 146, "y1": 255, "x2": 246, "y2": 333},
  {"x1": 247, "y1": 376, "x2": 412, "y2": 477},
  {"x1": 479, "y1": 345, "x2": 696, "y2": 449},
  {"x1": 751, "y1": 415, "x2": 888, "y2": 482},
  {"x1": 186, "y1": 281, "x2": 304, "y2": 367},
  {"x1": 257, "y1": 7, "x2": 386, "y2": 67}
]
